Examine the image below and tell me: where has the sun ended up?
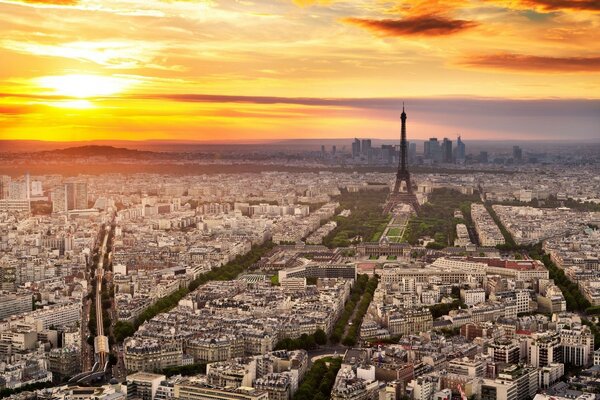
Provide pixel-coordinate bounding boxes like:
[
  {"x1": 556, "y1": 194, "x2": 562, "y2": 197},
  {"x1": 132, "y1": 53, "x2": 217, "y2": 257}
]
[{"x1": 36, "y1": 74, "x2": 134, "y2": 98}]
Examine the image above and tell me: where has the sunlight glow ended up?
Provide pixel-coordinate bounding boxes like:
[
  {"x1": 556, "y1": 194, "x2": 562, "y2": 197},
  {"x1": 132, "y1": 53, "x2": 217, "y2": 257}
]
[
  {"x1": 46, "y1": 100, "x2": 94, "y2": 109},
  {"x1": 36, "y1": 74, "x2": 134, "y2": 98}
]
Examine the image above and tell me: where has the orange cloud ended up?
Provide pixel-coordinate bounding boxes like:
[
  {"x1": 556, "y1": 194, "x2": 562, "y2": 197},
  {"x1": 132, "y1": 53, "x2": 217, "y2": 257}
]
[
  {"x1": 461, "y1": 53, "x2": 600, "y2": 72},
  {"x1": 343, "y1": 15, "x2": 478, "y2": 36},
  {"x1": 12, "y1": 0, "x2": 79, "y2": 5}
]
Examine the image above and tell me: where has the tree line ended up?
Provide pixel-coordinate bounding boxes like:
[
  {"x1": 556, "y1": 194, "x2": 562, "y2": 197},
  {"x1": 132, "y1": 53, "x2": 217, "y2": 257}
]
[
  {"x1": 293, "y1": 357, "x2": 342, "y2": 400},
  {"x1": 342, "y1": 275, "x2": 379, "y2": 346},
  {"x1": 330, "y1": 275, "x2": 370, "y2": 343}
]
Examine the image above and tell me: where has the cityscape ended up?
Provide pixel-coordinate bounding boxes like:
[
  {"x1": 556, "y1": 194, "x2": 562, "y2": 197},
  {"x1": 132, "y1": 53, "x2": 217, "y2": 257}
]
[{"x1": 1, "y1": 0, "x2": 600, "y2": 400}]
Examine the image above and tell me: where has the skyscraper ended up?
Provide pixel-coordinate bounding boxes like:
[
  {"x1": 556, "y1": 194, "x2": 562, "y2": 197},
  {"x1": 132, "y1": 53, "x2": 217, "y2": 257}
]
[
  {"x1": 479, "y1": 151, "x2": 488, "y2": 163},
  {"x1": 0, "y1": 175, "x2": 10, "y2": 199},
  {"x1": 65, "y1": 182, "x2": 88, "y2": 211},
  {"x1": 513, "y1": 146, "x2": 523, "y2": 163},
  {"x1": 352, "y1": 138, "x2": 361, "y2": 158},
  {"x1": 442, "y1": 138, "x2": 453, "y2": 163},
  {"x1": 456, "y1": 136, "x2": 466, "y2": 163},
  {"x1": 409, "y1": 142, "x2": 417, "y2": 163},
  {"x1": 361, "y1": 139, "x2": 371, "y2": 157},
  {"x1": 425, "y1": 138, "x2": 441, "y2": 163},
  {"x1": 52, "y1": 186, "x2": 67, "y2": 213}
]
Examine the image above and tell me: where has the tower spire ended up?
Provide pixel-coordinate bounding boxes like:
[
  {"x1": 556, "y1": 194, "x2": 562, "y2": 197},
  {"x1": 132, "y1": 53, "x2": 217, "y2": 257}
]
[{"x1": 383, "y1": 104, "x2": 420, "y2": 214}]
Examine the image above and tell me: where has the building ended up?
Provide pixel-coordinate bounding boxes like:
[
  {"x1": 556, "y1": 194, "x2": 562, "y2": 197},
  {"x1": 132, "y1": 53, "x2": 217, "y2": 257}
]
[
  {"x1": 560, "y1": 325, "x2": 594, "y2": 367},
  {"x1": 455, "y1": 136, "x2": 466, "y2": 163},
  {"x1": 528, "y1": 332, "x2": 562, "y2": 368},
  {"x1": 124, "y1": 339, "x2": 183, "y2": 372},
  {"x1": 496, "y1": 364, "x2": 538, "y2": 400},
  {"x1": 174, "y1": 381, "x2": 268, "y2": 400},
  {"x1": 512, "y1": 146, "x2": 523, "y2": 163},
  {"x1": 352, "y1": 139, "x2": 361, "y2": 158},
  {"x1": 441, "y1": 138, "x2": 452, "y2": 163},
  {"x1": 0, "y1": 292, "x2": 32, "y2": 321},
  {"x1": 480, "y1": 378, "x2": 518, "y2": 400},
  {"x1": 446, "y1": 358, "x2": 484, "y2": 377},
  {"x1": 424, "y1": 138, "x2": 441, "y2": 163},
  {"x1": 386, "y1": 308, "x2": 433, "y2": 336},
  {"x1": 461, "y1": 289, "x2": 486, "y2": 306},
  {"x1": 488, "y1": 340, "x2": 520, "y2": 365},
  {"x1": 66, "y1": 181, "x2": 88, "y2": 210},
  {"x1": 47, "y1": 347, "x2": 81, "y2": 380},
  {"x1": 127, "y1": 372, "x2": 167, "y2": 400}
]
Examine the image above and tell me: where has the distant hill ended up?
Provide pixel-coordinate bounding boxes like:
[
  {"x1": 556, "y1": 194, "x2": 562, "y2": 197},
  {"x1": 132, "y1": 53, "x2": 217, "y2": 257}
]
[{"x1": 42, "y1": 145, "x2": 159, "y2": 158}]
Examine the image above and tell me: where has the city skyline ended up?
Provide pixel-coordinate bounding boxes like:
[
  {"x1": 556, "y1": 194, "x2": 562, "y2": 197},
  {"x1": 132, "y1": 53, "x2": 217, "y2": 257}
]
[{"x1": 0, "y1": 0, "x2": 599, "y2": 143}]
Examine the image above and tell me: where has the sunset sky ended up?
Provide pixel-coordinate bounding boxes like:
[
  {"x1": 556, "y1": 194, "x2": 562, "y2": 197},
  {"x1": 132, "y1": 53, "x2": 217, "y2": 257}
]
[{"x1": 0, "y1": 0, "x2": 598, "y2": 142}]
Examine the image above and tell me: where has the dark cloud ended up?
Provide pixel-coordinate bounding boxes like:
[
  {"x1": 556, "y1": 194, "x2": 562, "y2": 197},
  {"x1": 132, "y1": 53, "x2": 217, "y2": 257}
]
[
  {"x1": 462, "y1": 53, "x2": 600, "y2": 72},
  {"x1": 343, "y1": 15, "x2": 478, "y2": 36},
  {"x1": 134, "y1": 93, "x2": 599, "y2": 117},
  {"x1": 519, "y1": 0, "x2": 600, "y2": 11}
]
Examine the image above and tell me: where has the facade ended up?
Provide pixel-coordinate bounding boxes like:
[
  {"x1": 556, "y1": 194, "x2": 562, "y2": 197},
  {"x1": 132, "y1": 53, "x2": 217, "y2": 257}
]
[
  {"x1": 528, "y1": 332, "x2": 562, "y2": 368},
  {"x1": 124, "y1": 339, "x2": 184, "y2": 372},
  {"x1": 0, "y1": 292, "x2": 32, "y2": 321},
  {"x1": 560, "y1": 326, "x2": 594, "y2": 367},
  {"x1": 386, "y1": 308, "x2": 433, "y2": 336},
  {"x1": 461, "y1": 289, "x2": 486, "y2": 306},
  {"x1": 127, "y1": 372, "x2": 167, "y2": 400},
  {"x1": 47, "y1": 347, "x2": 81, "y2": 380},
  {"x1": 174, "y1": 381, "x2": 268, "y2": 400}
]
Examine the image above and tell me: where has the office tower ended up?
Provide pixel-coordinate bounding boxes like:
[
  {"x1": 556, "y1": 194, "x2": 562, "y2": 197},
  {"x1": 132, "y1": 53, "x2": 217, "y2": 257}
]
[
  {"x1": 441, "y1": 138, "x2": 453, "y2": 163},
  {"x1": 381, "y1": 145, "x2": 394, "y2": 164},
  {"x1": 361, "y1": 139, "x2": 371, "y2": 157},
  {"x1": 409, "y1": 142, "x2": 417, "y2": 162},
  {"x1": 8, "y1": 177, "x2": 28, "y2": 200},
  {"x1": 425, "y1": 138, "x2": 441, "y2": 162},
  {"x1": 456, "y1": 136, "x2": 466, "y2": 162},
  {"x1": 321, "y1": 145, "x2": 326, "y2": 158},
  {"x1": 352, "y1": 138, "x2": 361, "y2": 158},
  {"x1": 52, "y1": 186, "x2": 67, "y2": 213},
  {"x1": 332, "y1": 145, "x2": 336, "y2": 156},
  {"x1": 479, "y1": 151, "x2": 488, "y2": 164},
  {"x1": 30, "y1": 181, "x2": 43, "y2": 196},
  {"x1": 65, "y1": 182, "x2": 88, "y2": 210},
  {"x1": 0, "y1": 175, "x2": 10, "y2": 199},
  {"x1": 384, "y1": 105, "x2": 419, "y2": 213},
  {"x1": 513, "y1": 145, "x2": 523, "y2": 162}
]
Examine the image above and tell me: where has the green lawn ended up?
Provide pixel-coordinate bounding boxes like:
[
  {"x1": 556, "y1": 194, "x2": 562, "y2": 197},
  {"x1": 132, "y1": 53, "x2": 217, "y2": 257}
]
[
  {"x1": 323, "y1": 189, "x2": 390, "y2": 248},
  {"x1": 387, "y1": 227, "x2": 402, "y2": 236}
]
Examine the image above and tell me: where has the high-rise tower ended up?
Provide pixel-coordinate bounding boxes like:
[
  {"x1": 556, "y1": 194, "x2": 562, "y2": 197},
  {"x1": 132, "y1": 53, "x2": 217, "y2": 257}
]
[
  {"x1": 393, "y1": 105, "x2": 412, "y2": 194},
  {"x1": 384, "y1": 105, "x2": 419, "y2": 214}
]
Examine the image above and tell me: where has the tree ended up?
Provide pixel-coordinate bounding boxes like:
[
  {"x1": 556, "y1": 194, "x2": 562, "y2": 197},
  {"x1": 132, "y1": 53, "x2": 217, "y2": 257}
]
[{"x1": 314, "y1": 328, "x2": 327, "y2": 345}]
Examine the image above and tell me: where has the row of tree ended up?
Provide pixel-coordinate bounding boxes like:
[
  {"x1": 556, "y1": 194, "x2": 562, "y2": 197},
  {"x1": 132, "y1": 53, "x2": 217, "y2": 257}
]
[
  {"x1": 429, "y1": 300, "x2": 464, "y2": 319},
  {"x1": 484, "y1": 202, "x2": 518, "y2": 249},
  {"x1": 342, "y1": 275, "x2": 379, "y2": 346},
  {"x1": 330, "y1": 275, "x2": 370, "y2": 343},
  {"x1": 274, "y1": 329, "x2": 328, "y2": 351},
  {"x1": 162, "y1": 363, "x2": 207, "y2": 377},
  {"x1": 528, "y1": 247, "x2": 591, "y2": 312},
  {"x1": 293, "y1": 357, "x2": 343, "y2": 400}
]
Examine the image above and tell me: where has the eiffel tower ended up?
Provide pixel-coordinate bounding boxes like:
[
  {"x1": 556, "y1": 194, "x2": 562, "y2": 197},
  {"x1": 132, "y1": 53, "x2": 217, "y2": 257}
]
[{"x1": 383, "y1": 104, "x2": 420, "y2": 214}]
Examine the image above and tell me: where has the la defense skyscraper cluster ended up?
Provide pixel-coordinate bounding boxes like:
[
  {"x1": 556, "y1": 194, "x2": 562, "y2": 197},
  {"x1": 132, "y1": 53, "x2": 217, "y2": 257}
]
[{"x1": 384, "y1": 105, "x2": 420, "y2": 213}]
